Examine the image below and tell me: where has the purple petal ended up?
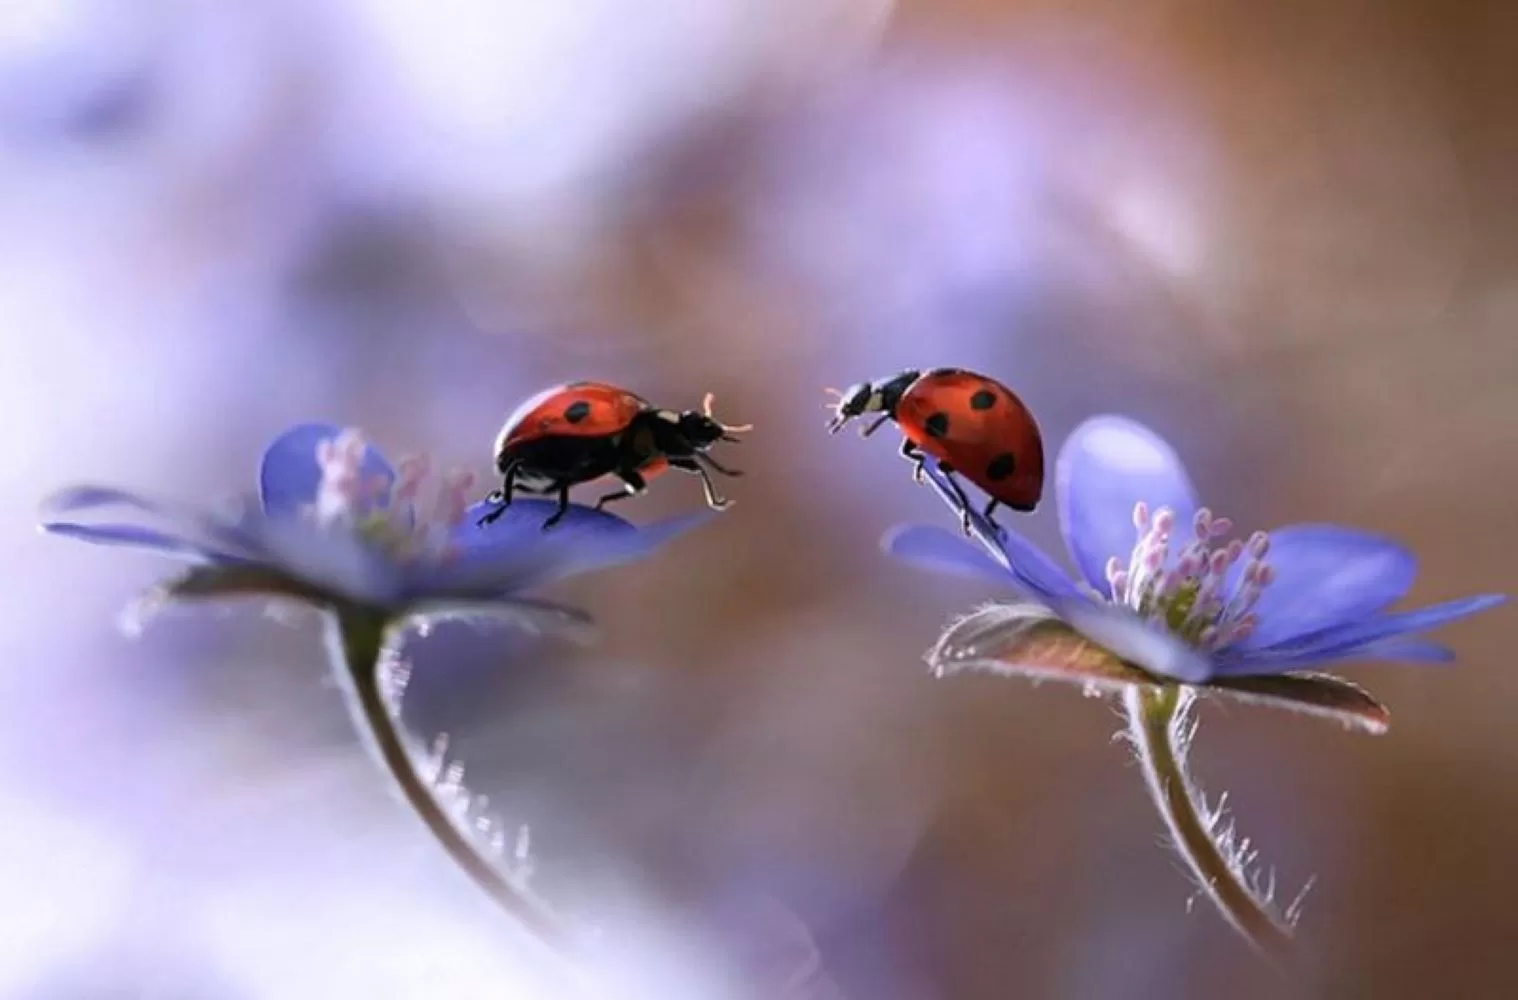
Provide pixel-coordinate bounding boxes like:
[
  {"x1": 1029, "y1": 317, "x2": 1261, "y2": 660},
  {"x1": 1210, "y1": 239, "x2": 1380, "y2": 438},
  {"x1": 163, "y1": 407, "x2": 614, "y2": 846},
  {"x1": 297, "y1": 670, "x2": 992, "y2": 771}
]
[
  {"x1": 881, "y1": 523, "x2": 1083, "y2": 605},
  {"x1": 41, "y1": 521, "x2": 224, "y2": 561},
  {"x1": 254, "y1": 519, "x2": 405, "y2": 606},
  {"x1": 44, "y1": 485, "x2": 165, "y2": 516},
  {"x1": 1360, "y1": 638, "x2": 1457, "y2": 663},
  {"x1": 39, "y1": 485, "x2": 262, "y2": 558},
  {"x1": 1259, "y1": 593, "x2": 1505, "y2": 661},
  {"x1": 881, "y1": 524, "x2": 1016, "y2": 588},
  {"x1": 992, "y1": 523, "x2": 1088, "y2": 602},
  {"x1": 1231, "y1": 524, "x2": 1418, "y2": 648},
  {"x1": 1055, "y1": 415, "x2": 1198, "y2": 596},
  {"x1": 460, "y1": 498, "x2": 639, "y2": 545},
  {"x1": 425, "y1": 507, "x2": 713, "y2": 597},
  {"x1": 543, "y1": 509, "x2": 715, "y2": 583},
  {"x1": 1213, "y1": 636, "x2": 1456, "y2": 676},
  {"x1": 916, "y1": 463, "x2": 1087, "y2": 603},
  {"x1": 1055, "y1": 599, "x2": 1215, "y2": 683},
  {"x1": 258, "y1": 423, "x2": 397, "y2": 519}
]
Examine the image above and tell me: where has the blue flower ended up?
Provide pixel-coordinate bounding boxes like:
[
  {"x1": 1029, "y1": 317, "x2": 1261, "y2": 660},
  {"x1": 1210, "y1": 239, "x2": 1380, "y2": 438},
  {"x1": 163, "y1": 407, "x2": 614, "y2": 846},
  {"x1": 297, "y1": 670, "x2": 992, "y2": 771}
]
[
  {"x1": 884, "y1": 415, "x2": 1504, "y2": 686},
  {"x1": 40, "y1": 421, "x2": 719, "y2": 959},
  {"x1": 41, "y1": 422, "x2": 710, "y2": 636}
]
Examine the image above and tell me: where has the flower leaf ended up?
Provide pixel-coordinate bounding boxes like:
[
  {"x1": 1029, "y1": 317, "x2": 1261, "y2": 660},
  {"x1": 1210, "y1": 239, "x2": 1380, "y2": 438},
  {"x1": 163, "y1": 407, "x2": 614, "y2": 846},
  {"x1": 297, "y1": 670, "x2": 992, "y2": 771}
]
[
  {"x1": 1202, "y1": 672, "x2": 1390, "y2": 734},
  {"x1": 927, "y1": 602, "x2": 1166, "y2": 693},
  {"x1": 404, "y1": 597, "x2": 598, "y2": 645},
  {"x1": 156, "y1": 564, "x2": 339, "y2": 608}
]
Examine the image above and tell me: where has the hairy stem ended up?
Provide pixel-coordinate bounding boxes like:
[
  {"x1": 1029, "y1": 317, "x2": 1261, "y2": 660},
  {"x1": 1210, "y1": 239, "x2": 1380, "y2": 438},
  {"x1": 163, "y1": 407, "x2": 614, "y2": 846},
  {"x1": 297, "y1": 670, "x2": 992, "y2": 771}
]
[
  {"x1": 1123, "y1": 684, "x2": 1294, "y2": 962},
  {"x1": 325, "y1": 610, "x2": 585, "y2": 971}
]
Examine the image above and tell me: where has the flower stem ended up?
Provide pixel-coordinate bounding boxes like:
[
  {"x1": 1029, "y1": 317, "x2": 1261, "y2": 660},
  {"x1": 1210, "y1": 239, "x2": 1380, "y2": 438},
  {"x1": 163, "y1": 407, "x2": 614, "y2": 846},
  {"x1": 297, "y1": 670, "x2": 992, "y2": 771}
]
[
  {"x1": 1122, "y1": 683, "x2": 1295, "y2": 962},
  {"x1": 324, "y1": 610, "x2": 585, "y2": 970}
]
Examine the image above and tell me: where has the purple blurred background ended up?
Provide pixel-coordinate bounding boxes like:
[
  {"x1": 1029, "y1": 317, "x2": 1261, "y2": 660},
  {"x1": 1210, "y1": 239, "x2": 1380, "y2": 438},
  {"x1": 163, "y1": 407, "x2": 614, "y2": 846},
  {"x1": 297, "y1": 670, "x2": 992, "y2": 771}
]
[{"x1": 3, "y1": 0, "x2": 1515, "y2": 996}]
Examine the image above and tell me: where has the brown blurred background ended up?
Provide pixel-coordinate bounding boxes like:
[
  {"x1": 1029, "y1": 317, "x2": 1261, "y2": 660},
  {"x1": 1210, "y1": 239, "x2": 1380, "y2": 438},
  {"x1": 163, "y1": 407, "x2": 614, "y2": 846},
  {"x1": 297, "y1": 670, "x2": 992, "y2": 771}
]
[{"x1": 2, "y1": 0, "x2": 1515, "y2": 997}]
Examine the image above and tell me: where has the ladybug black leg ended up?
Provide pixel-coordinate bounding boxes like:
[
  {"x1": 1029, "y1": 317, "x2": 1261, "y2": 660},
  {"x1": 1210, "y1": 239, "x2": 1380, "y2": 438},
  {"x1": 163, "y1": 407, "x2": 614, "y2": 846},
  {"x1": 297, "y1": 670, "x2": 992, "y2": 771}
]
[
  {"x1": 540, "y1": 483, "x2": 573, "y2": 531},
  {"x1": 983, "y1": 498, "x2": 1002, "y2": 530},
  {"x1": 477, "y1": 461, "x2": 522, "y2": 527},
  {"x1": 695, "y1": 452, "x2": 743, "y2": 477},
  {"x1": 592, "y1": 470, "x2": 648, "y2": 512},
  {"x1": 936, "y1": 462, "x2": 975, "y2": 536},
  {"x1": 898, "y1": 438, "x2": 926, "y2": 483},
  {"x1": 669, "y1": 457, "x2": 730, "y2": 509}
]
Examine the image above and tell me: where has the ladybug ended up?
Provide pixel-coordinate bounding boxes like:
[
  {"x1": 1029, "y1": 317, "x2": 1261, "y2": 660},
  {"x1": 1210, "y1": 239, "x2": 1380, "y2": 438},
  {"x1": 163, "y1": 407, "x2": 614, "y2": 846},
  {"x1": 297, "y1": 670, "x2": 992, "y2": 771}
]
[
  {"x1": 825, "y1": 368, "x2": 1044, "y2": 532},
  {"x1": 480, "y1": 381, "x2": 752, "y2": 529}
]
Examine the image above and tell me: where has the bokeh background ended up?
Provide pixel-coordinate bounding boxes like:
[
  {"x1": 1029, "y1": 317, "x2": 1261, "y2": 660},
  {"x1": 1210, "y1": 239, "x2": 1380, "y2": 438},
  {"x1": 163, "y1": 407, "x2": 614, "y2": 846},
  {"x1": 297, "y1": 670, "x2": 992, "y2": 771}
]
[{"x1": 3, "y1": 0, "x2": 1515, "y2": 997}]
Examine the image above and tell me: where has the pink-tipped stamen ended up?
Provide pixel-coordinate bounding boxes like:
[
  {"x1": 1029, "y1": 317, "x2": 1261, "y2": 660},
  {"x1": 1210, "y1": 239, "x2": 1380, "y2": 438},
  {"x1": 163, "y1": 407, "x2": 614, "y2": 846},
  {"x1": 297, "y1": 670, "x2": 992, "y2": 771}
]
[
  {"x1": 310, "y1": 434, "x2": 484, "y2": 566},
  {"x1": 1115, "y1": 500, "x2": 1279, "y2": 652}
]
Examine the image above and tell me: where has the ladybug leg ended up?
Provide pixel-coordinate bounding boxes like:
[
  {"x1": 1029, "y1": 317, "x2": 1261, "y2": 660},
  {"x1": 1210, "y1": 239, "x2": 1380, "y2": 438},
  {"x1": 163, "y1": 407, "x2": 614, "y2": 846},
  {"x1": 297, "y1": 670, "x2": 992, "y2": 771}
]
[
  {"x1": 859, "y1": 415, "x2": 892, "y2": 439},
  {"x1": 540, "y1": 483, "x2": 573, "y2": 531},
  {"x1": 898, "y1": 438, "x2": 926, "y2": 483},
  {"x1": 695, "y1": 452, "x2": 743, "y2": 477},
  {"x1": 592, "y1": 470, "x2": 648, "y2": 512},
  {"x1": 982, "y1": 498, "x2": 1001, "y2": 529},
  {"x1": 669, "y1": 457, "x2": 731, "y2": 510},
  {"x1": 477, "y1": 461, "x2": 522, "y2": 527},
  {"x1": 935, "y1": 461, "x2": 976, "y2": 536}
]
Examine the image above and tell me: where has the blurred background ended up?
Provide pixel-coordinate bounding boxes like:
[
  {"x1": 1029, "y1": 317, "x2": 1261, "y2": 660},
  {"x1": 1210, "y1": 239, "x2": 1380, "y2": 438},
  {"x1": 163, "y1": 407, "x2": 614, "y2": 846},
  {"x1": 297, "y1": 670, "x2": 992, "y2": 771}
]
[{"x1": 2, "y1": 0, "x2": 1515, "y2": 996}]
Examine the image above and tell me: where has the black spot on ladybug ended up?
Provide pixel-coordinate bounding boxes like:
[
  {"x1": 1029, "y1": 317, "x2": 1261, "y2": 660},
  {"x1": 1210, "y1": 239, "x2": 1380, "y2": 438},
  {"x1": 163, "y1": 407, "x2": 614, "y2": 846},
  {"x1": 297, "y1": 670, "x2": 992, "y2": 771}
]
[
  {"x1": 564, "y1": 400, "x2": 592, "y2": 424},
  {"x1": 969, "y1": 389, "x2": 997, "y2": 411},
  {"x1": 985, "y1": 452, "x2": 1017, "y2": 481},
  {"x1": 924, "y1": 412, "x2": 950, "y2": 438}
]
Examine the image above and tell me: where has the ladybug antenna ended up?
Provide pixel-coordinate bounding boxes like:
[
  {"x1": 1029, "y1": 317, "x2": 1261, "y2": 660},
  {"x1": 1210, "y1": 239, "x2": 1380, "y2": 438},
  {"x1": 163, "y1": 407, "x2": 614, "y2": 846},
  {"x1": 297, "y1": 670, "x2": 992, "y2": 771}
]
[{"x1": 703, "y1": 392, "x2": 753, "y2": 434}]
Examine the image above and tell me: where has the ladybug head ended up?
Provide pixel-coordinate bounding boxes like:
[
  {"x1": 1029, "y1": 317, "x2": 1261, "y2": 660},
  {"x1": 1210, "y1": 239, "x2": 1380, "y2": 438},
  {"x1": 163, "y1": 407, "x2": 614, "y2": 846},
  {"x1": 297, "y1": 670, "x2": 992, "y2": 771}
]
[
  {"x1": 825, "y1": 370, "x2": 918, "y2": 434},
  {"x1": 675, "y1": 393, "x2": 752, "y2": 450},
  {"x1": 675, "y1": 412, "x2": 726, "y2": 448},
  {"x1": 829, "y1": 382, "x2": 873, "y2": 426}
]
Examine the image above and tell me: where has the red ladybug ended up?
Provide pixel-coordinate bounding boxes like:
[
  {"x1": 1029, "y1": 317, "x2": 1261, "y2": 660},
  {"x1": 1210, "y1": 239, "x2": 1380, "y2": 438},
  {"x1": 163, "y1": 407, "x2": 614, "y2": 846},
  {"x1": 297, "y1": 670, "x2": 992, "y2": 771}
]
[
  {"x1": 481, "y1": 381, "x2": 752, "y2": 529},
  {"x1": 826, "y1": 368, "x2": 1044, "y2": 531}
]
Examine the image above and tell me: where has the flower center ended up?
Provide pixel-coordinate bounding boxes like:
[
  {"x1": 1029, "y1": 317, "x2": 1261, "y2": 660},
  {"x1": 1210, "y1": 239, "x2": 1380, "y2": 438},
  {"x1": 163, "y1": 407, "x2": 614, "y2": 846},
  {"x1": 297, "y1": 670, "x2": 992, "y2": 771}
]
[
  {"x1": 1104, "y1": 503, "x2": 1275, "y2": 651},
  {"x1": 310, "y1": 429, "x2": 476, "y2": 563}
]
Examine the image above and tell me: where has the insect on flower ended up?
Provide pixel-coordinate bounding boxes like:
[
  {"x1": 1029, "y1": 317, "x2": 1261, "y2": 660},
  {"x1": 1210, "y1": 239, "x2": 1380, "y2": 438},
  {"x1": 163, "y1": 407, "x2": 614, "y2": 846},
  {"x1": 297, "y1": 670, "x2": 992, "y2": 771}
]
[
  {"x1": 41, "y1": 423, "x2": 710, "y2": 630},
  {"x1": 484, "y1": 382, "x2": 753, "y2": 530},
  {"x1": 825, "y1": 367, "x2": 1044, "y2": 533},
  {"x1": 885, "y1": 414, "x2": 1503, "y2": 688},
  {"x1": 39, "y1": 422, "x2": 713, "y2": 961},
  {"x1": 881, "y1": 413, "x2": 1506, "y2": 958}
]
